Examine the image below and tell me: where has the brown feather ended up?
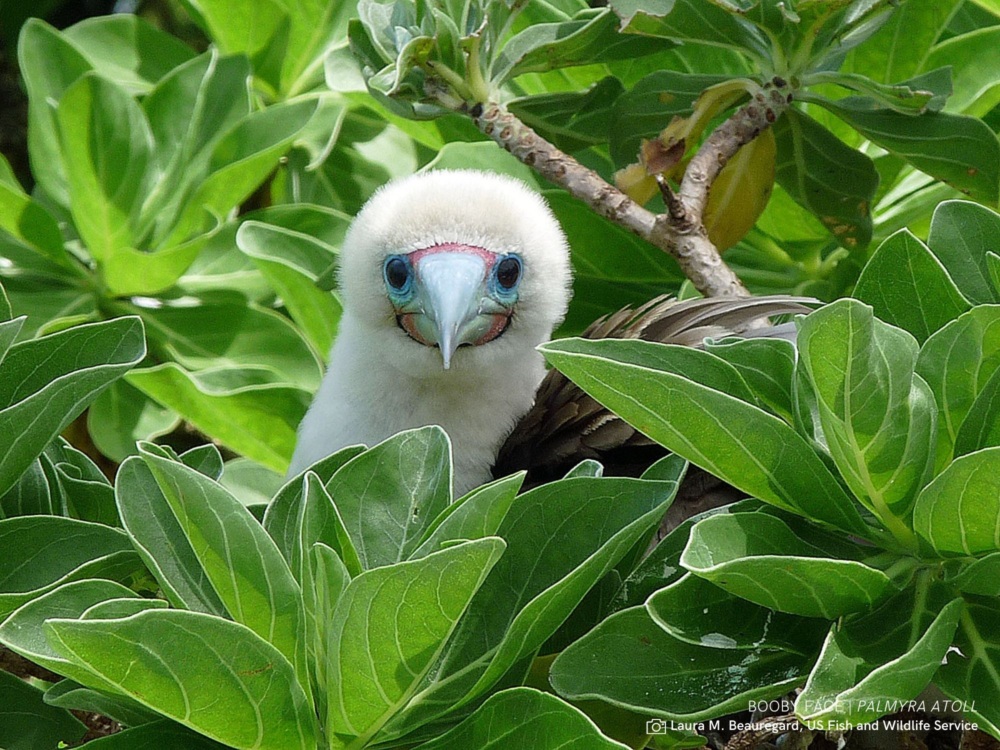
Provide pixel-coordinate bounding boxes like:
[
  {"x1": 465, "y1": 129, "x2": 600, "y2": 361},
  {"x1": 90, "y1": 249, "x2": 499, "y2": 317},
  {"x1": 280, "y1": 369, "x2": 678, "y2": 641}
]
[{"x1": 491, "y1": 294, "x2": 814, "y2": 489}]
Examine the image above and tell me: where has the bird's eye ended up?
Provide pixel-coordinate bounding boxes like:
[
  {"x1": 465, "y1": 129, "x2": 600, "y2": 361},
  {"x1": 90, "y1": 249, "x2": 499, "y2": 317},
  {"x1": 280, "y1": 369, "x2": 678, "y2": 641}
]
[
  {"x1": 495, "y1": 256, "x2": 522, "y2": 290},
  {"x1": 384, "y1": 256, "x2": 411, "y2": 291}
]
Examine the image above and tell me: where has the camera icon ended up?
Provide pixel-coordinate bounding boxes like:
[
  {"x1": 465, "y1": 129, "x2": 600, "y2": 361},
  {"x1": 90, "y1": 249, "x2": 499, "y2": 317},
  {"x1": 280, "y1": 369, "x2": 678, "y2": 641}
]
[{"x1": 646, "y1": 718, "x2": 670, "y2": 735}]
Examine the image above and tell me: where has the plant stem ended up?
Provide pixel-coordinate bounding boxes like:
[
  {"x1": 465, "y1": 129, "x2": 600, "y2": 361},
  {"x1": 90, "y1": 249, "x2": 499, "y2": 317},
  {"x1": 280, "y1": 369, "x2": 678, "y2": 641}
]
[{"x1": 470, "y1": 81, "x2": 792, "y2": 298}]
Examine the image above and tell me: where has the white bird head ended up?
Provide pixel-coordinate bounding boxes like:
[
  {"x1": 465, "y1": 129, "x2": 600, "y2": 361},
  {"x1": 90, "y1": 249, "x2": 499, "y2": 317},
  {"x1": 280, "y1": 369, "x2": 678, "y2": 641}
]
[{"x1": 338, "y1": 169, "x2": 573, "y2": 376}]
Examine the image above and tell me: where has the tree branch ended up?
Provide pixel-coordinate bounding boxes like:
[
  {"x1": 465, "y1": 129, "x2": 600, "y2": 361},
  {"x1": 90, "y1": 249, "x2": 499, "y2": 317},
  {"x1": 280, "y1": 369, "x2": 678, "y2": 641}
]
[{"x1": 469, "y1": 80, "x2": 791, "y2": 299}]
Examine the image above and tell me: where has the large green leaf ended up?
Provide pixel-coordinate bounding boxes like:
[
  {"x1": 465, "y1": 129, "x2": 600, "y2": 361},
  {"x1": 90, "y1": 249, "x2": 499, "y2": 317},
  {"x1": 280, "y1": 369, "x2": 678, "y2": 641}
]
[
  {"x1": 45, "y1": 678, "x2": 162, "y2": 729},
  {"x1": 508, "y1": 77, "x2": 625, "y2": 153},
  {"x1": 647, "y1": 571, "x2": 827, "y2": 653},
  {"x1": 550, "y1": 606, "x2": 808, "y2": 719},
  {"x1": 773, "y1": 108, "x2": 878, "y2": 250},
  {"x1": 0, "y1": 669, "x2": 86, "y2": 750},
  {"x1": 17, "y1": 19, "x2": 94, "y2": 204},
  {"x1": 936, "y1": 598, "x2": 1000, "y2": 737},
  {"x1": 64, "y1": 721, "x2": 229, "y2": 749},
  {"x1": 137, "y1": 300, "x2": 322, "y2": 390},
  {"x1": 46, "y1": 609, "x2": 319, "y2": 750},
  {"x1": 323, "y1": 426, "x2": 453, "y2": 570},
  {"x1": 681, "y1": 513, "x2": 893, "y2": 618},
  {"x1": 703, "y1": 336, "x2": 797, "y2": 423},
  {"x1": 927, "y1": 27, "x2": 1000, "y2": 117},
  {"x1": 916, "y1": 306, "x2": 1000, "y2": 469},
  {"x1": 88, "y1": 379, "x2": 179, "y2": 463},
  {"x1": 141, "y1": 52, "x2": 253, "y2": 246},
  {"x1": 0, "y1": 517, "x2": 140, "y2": 620},
  {"x1": 847, "y1": 0, "x2": 962, "y2": 85},
  {"x1": 115, "y1": 457, "x2": 227, "y2": 616},
  {"x1": 539, "y1": 337, "x2": 872, "y2": 537},
  {"x1": 816, "y1": 98, "x2": 1000, "y2": 204},
  {"x1": 164, "y1": 99, "x2": 317, "y2": 245},
  {"x1": 138, "y1": 446, "x2": 310, "y2": 690},
  {"x1": 797, "y1": 300, "x2": 935, "y2": 537},
  {"x1": 854, "y1": 229, "x2": 970, "y2": 341},
  {"x1": 493, "y1": 9, "x2": 664, "y2": 84},
  {"x1": 954, "y1": 367, "x2": 1000, "y2": 455},
  {"x1": 326, "y1": 538, "x2": 505, "y2": 748},
  {"x1": 0, "y1": 179, "x2": 77, "y2": 274},
  {"x1": 0, "y1": 579, "x2": 151, "y2": 679},
  {"x1": 0, "y1": 317, "x2": 145, "y2": 497},
  {"x1": 912, "y1": 447, "x2": 1000, "y2": 556},
  {"x1": 57, "y1": 73, "x2": 154, "y2": 267},
  {"x1": 236, "y1": 215, "x2": 346, "y2": 355},
  {"x1": 609, "y1": 0, "x2": 771, "y2": 62},
  {"x1": 63, "y1": 14, "x2": 196, "y2": 95},
  {"x1": 796, "y1": 584, "x2": 962, "y2": 726},
  {"x1": 926, "y1": 200, "x2": 1000, "y2": 305},
  {"x1": 414, "y1": 688, "x2": 630, "y2": 749},
  {"x1": 127, "y1": 364, "x2": 309, "y2": 472}
]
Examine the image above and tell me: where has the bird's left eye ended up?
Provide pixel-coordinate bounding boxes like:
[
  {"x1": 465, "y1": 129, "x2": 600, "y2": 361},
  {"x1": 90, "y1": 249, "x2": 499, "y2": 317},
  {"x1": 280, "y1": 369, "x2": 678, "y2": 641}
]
[{"x1": 495, "y1": 255, "x2": 522, "y2": 290}]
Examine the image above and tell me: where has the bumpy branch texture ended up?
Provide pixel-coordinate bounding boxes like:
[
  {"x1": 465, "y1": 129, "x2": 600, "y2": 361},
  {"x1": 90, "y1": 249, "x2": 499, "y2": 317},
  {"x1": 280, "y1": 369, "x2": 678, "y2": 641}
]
[{"x1": 471, "y1": 83, "x2": 791, "y2": 299}]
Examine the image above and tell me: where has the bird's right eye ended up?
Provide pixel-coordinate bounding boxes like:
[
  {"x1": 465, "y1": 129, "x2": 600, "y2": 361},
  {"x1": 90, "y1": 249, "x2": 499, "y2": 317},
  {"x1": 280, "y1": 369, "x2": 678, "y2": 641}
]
[{"x1": 384, "y1": 256, "x2": 411, "y2": 292}]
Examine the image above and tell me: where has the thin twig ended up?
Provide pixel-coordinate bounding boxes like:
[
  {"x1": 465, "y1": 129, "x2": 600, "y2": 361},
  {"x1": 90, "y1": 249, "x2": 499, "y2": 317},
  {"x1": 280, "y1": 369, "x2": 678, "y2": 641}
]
[{"x1": 469, "y1": 80, "x2": 791, "y2": 299}]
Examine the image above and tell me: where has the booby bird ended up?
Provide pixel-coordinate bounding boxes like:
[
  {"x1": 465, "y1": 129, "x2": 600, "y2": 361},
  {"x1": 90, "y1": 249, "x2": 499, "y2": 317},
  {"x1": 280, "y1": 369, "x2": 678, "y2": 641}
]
[{"x1": 289, "y1": 169, "x2": 810, "y2": 495}]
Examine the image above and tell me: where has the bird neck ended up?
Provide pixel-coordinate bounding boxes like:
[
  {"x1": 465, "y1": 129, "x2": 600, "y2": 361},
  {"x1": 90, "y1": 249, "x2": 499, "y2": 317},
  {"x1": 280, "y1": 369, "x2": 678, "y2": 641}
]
[{"x1": 290, "y1": 312, "x2": 547, "y2": 495}]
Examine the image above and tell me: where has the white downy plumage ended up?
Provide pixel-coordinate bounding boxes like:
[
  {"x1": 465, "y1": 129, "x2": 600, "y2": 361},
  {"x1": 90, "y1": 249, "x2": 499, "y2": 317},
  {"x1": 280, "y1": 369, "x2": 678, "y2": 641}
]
[{"x1": 288, "y1": 169, "x2": 572, "y2": 495}]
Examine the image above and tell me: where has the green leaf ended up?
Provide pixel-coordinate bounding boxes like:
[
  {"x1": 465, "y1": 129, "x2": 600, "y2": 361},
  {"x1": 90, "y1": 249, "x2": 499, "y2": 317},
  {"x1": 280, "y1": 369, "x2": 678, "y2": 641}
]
[
  {"x1": 141, "y1": 52, "x2": 252, "y2": 245},
  {"x1": 609, "y1": 70, "x2": 730, "y2": 167},
  {"x1": 0, "y1": 179, "x2": 77, "y2": 274},
  {"x1": 164, "y1": 99, "x2": 318, "y2": 245},
  {"x1": 926, "y1": 28, "x2": 1000, "y2": 117},
  {"x1": 414, "y1": 687, "x2": 631, "y2": 749},
  {"x1": 324, "y1": 426, "x2": 453, "y2": 570},
  {"x1": 137, "y1": 301, "x2": 322, "y2": 390},
  {"x1": 539, "y1": 337, "x2": 872, "y2": 537},
  {"x1": 88, "y1": 379, "x2": 179, "y2": 463},
  {"x1": 954, "y1": 552, "x2": 1000, "y2": 597},
  {"x1": 815, "y1": 98, "x2": 1000, "y2": 204},
  {"x1": 263, "y1": 446, "x2": 367, "y2": 577},
  {"x1": 0, "y1": 669, "x2": 86, "y2": 750},
  {"x1": 797, "y1": 300, "x2": 935, "y2": 535},
  {"x1": 550, "y1": 606, "x2": 809, "y2": 719},
  {"x1": 703, "y1": 337, "x2": 797, "y2": 423},
  {"x1": 219, "y1": 458, "x2": 285, "y2": 511},
  {"x1": 954, "y1": 367, "x2": 1000, "y2": 456},
  {"x1": 138, "y1": 445, "x2": 310, "y2": 691},
  {"x1": 55, "y1": 720, "x2": 228, "y2": 749},
  {"x1": 796, "y1": 585, "x2": 962, "y2": 726},
  {"x1": 917, "y1": 306, "x2": 1000, "y2": 469},
  {"x1": 63, "y1": 14, "x2": 196, "y2": 95},
  {"x1": 0, "y1": 579, "x2": 149, "y2": 678},
  {"x1": 127, "y1": 364, "x2": 308, "y2": 473},
  {"x1": 46, "y1": 609, "x2": 319, "y2": 750},
  {"x1": 773, "y1": 108, "x2": 878, "y2": 250},
  {"x1": 912, "y1": 447, "x2": 1000, "y2": 556},
  {"x1": 45, "y1": 679, "x2": 161, "y2": 728},
  {"x1": 493, "y1": 9, "x2": 664, "y2": 84},
  {"x1": 681, "y1": 513, "x2": 893, "y2": 618},
  {"x1": 326, "y1": 538, "x2": 506, "y2": 748},
  {"x1": 508, "y1": 77, "x2": 625, "y2": 153},
  {"x1": 0, "y1": 517, "x2": 140, "y2": 620},
  {"x1": 648, "y1": 571, "x2": 827, "y2": 653},
  {"x1": 926, "y1": 200, "x2": 1000, "y2": 305},
  {"x1": 383, "y1": 476, "x2": 679, "y2": 736},
  {"x1": 17, "y1": 19, "x2": 94, "y2": 204},
  {"x1": 847, "y1": 0, "x2": 962, "y2": 84},
  {"x1": 609, "y1": 0, "x2": 771, "y2": 62},
  {"x1": 236, "y1": 216, "x2": 345, "y2": 355},
  {"x1": 409, "y1": 472, "x2": 524, "y2": 560},
  {"x1": 936, "y1": 598, "x2": 1000, "y2": 737},
  {"x1": 0, "y1": 317, "x2": 146, "y2": 497},
  {"x1": 854, "y1": 229, "x2": 971, "y2": 341},
  {"x1": 57, "y1": 73, "x2": 154, "y2": 266},
  {"x1": 115, "y1": 457, "x2": 227, "y2": 616}
]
